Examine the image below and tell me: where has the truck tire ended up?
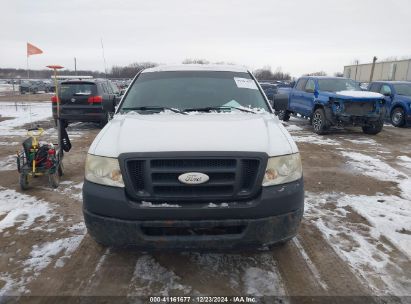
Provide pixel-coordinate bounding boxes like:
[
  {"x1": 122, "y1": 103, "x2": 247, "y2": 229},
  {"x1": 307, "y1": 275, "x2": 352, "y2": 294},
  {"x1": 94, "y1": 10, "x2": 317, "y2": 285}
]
[
  {"x1": 19, "y1": 174, "x2": 29, "y2": 190},
  {"x1": 391, "y1": 107, "x2": 405, "y2": 127},
  {"x1": 362, "y1": 120, "x2": 383, "y2": 135},
  {"x1": 312, "y1": 108, "x2": 328, "y2": 135},
  {"x1": 277, "y1": 110, "x2": 290, "y2": 121},
  {"x1": 48, "y1": 170, "x2": 60, "y2": 189}
]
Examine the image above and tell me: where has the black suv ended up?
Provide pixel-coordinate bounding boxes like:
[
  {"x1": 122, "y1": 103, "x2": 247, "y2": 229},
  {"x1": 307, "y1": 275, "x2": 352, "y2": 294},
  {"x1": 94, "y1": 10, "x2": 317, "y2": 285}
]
[{"x1": 52, "y1": 79, "x2": 119, "y2": 127}]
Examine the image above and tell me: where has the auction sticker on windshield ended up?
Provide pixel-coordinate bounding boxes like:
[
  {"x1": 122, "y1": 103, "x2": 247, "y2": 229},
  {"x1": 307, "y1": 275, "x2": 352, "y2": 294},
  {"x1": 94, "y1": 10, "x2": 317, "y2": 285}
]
[{"x1": 234, "y1": 77, "x2": 258, "y2": 90}]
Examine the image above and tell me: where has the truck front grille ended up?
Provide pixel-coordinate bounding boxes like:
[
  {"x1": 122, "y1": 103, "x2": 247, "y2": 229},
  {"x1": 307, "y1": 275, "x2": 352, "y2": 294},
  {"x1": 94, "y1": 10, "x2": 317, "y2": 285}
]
[
  {"x1": 343, "y1": 101, "x2": 375, "y2": 115},
  {"x1": 122, "y1": 153, "x2": 266, "y2": 202}
]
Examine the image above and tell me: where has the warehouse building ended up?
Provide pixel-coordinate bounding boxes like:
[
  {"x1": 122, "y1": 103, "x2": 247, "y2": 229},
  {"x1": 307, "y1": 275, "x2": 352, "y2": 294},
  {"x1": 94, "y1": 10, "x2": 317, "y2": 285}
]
[{"x1": 344, "y1": 59, "x2": 411, "y2": 82}]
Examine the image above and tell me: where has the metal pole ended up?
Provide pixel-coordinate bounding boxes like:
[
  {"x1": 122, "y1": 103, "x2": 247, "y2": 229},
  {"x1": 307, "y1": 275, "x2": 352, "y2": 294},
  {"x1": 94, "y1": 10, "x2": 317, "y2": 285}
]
[
  {"x1": 354, "y1": 60, "x2": 359, "y2": 81},
  {"x1": 26, "y1": 56, "x2": 30, "y2": 79},
  {"x1": 74, "y1": 57, "x2": 77, "y2": 76},
  {"x1": 369, "y1": 56, "x2": 378, "y2": 82},
  {"x1": 53, "y1": 68, "x2": 62, "y2": 159}
]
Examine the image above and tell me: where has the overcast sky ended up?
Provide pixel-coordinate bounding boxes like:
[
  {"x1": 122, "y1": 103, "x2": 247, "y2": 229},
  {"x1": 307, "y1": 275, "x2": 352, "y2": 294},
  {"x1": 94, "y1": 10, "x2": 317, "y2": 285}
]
[{"x1": 1, "y1": 0, "x2": 411, "y2": 77}]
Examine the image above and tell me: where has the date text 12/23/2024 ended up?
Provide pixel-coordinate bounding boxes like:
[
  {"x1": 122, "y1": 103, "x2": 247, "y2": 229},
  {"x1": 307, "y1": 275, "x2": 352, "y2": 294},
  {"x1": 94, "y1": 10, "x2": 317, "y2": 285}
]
[{"x1": 149, "y1": 296, "x2": 258, "y2": 303}]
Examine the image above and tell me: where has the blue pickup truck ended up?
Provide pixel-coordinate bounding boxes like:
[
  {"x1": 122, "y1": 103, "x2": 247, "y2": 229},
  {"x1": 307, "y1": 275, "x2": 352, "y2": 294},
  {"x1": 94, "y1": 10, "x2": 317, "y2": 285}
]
[
  {"x1": 368, "y1": 81, "x2": 411, "y2": 127},
  {"x1": 273, "y1": 77, "x2": 386, "y2": 135}
]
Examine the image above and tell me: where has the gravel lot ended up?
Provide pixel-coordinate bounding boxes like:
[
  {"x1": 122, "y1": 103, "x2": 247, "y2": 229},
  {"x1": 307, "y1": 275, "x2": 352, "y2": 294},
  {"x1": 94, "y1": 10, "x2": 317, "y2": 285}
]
[{"x1": 0, "y1": 97, "x2": 410, "y2": 302}]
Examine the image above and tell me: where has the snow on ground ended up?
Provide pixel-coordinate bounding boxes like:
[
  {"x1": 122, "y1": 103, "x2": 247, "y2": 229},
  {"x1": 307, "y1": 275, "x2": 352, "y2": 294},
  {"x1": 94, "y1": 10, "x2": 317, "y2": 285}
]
[
  {"x1": 0, "y1": 187, "x2": 54, "y2": 233},
  {"x1": 0, "y1": 155, "x2": 17, "y2": 171},
  {"x1": 47, "y1": 181, "x2": 84, "y2": 202},
  {"x1": 283, "y1": 124, "x2": 303, "y2": 132},
  {"x1": 292, "y1": 133, "x2": 340, "y2": 146},
  {"x1": 343, "y1": 138, "x2": 378, "y2": 145},
  {"x1": 187, "y1": 252, "x2": 287, "y2": 296},
  {"x1": 24, "y1": 235, "x2": 85, "y2": 272},
  {"x1": 0, "y1": 84, "x2": 19, "y2": 95},
  {"x1": 0, "y1": 102, "x2": 52, "y2": 136},
  {"x1": 305, "y1": 192, "x2": 411, "y2": 296},
  {"x1": 398, "y1": 156, "x2": 411, "y2": 170},
  {"x1": 341, "y1": 151, "x2": 411, "y2": 201},
  {"x1": 0, "y1": 187, "x2": 86, "y2": 295},
  {"x1": 128, "y1": 255, "x2": 193, "y2": 296}
]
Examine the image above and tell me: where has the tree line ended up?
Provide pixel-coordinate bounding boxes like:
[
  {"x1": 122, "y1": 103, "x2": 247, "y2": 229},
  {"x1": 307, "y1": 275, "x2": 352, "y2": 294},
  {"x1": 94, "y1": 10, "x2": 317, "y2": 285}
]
[{"x1": 0, "y1": 60, "x2": 293, "y2": 80}]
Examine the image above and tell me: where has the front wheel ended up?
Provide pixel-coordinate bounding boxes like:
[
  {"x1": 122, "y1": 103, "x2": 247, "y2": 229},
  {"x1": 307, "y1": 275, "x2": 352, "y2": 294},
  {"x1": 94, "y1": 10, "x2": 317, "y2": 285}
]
[
  {"x1": 48, "y1": 170, "x2": 60, "y2": 189},
  {"x1": 312, "y1": 108, "x2": 328, "y2": 135},
  {"x1": 391, "y1": 107, "x2": 405, "y2": 127},
  {"x1": 362, "y1": 120, "x2": 384, "y2": 135},
  {"x1": 19, "y1": 174, "x2": 29, "y2": 190},
  {"x1": 277, "y1": 110, "x2": 290, "y2": 121}
]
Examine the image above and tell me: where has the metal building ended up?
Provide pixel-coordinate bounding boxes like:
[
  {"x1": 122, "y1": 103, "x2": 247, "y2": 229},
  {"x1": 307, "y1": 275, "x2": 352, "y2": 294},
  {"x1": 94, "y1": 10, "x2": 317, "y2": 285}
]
[{"x1": 344, "y1": 59, "x2": 411, "y2": 82}]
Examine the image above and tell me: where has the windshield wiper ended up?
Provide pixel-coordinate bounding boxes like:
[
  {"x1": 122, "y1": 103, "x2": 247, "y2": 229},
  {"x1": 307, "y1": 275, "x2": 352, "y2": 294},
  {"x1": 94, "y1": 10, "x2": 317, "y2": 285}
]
[
  {"x1": 183, "y1": 106, "x2": 256, "y2": 114},
  {"x1": 121, "y1": 106, "x2": 187, "y2": 114}
]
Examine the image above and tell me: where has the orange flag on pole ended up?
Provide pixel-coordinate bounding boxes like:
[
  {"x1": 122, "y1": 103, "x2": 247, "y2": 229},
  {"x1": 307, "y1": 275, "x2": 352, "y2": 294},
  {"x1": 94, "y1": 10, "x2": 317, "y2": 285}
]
[{"x1": 27, "y1": 42, "x2": 43, "y2": 56}]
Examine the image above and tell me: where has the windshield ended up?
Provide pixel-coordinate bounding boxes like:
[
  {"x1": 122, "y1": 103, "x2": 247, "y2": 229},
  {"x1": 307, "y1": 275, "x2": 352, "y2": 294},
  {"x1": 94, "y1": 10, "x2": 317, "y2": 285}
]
[
  {"x1": 317, "y1": 78, "x2": 361, "y2": 92},
  {"x1": 393, "y1": 83, "x2": 411, "y2": 97},
  {"x1": 119, "y1": 71, "x2": 269, "y2": 113}
]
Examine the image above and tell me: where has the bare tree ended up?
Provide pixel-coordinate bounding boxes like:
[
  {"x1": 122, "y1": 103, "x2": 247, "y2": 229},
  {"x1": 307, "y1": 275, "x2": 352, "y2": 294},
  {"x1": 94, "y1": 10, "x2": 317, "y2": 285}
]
[
  {"x1": 253, "y1": 66, "x2": 291, "y2": 81},
  {"x1": 304, "y1": 71, "x2": 327, "y2": 76},
  {"x1": 182, "y1": 58, "x2": 210, "y2": 64}
]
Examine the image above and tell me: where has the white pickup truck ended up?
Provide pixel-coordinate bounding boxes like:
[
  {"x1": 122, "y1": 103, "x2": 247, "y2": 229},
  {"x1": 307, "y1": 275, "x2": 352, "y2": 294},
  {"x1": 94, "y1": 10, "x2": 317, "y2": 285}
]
[{"x1": 82, "y1": 64, "x2": 304, "y2": 250}]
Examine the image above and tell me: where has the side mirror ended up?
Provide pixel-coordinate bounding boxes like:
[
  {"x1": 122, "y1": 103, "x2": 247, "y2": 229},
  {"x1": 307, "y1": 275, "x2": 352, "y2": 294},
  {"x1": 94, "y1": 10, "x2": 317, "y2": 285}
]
[
  {"x1": 103, "y1": 98, "x2": 115, "y2": 112},
  {"x1": 383, "y1": 92, "x2": 392, "y2": 97}
]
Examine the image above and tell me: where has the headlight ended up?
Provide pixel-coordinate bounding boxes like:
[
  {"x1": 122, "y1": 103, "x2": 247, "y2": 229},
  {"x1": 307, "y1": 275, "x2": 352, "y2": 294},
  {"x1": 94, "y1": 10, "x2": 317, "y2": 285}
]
[
  {"x1": 85, "y1": 154, "x2": 124, "y2": 187},
  {"x1": 262, "y1": 153, "x2": 302, "y2": 186}
]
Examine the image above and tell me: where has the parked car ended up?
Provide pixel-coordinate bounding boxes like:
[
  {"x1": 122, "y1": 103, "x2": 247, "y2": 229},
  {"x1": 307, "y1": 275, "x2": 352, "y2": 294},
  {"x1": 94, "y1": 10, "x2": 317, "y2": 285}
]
[
  {"x1": 369, "y1": 81, "x2": 411, "y2": 127},
  {"x1": 273, "y1": 77, "x2": 386, "y2": 135},
  {"x1": 83, "y1": 64, "x2": 304, "y2": 249},
  {"x1": 259, "y1": 82, "x2": 278, "y2": 104},
  {"x1": 19, "y1": 80, "x2": 48, "y2": 94},
  {"x1": 52, "y1": 79, "x2": 119, "y2": 128}
]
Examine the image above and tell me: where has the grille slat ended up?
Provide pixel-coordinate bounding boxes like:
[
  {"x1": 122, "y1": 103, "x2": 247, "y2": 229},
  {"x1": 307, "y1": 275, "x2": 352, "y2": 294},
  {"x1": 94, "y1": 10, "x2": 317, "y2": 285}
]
[{"x1": 125, "y1": 156, "x2": 262, "y2": 202}]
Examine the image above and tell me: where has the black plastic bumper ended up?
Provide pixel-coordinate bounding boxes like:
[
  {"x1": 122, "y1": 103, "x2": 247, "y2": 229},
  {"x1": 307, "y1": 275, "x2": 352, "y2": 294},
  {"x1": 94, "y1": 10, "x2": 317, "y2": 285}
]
[
  {"x1": 82, "y1": 179, "x2": 304, "y2": 249},
  {"x1": 52, "y1": 106, "x2": 105, "y2": 122}
]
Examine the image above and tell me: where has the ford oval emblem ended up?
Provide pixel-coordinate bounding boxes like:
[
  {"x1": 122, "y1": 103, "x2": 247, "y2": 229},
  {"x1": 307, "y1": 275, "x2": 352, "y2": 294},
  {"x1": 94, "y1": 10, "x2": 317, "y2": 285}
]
[
  {"x1": 178, "y1": 172, "x2": 209, "y2": 185},
  {"x1": 71, "y1": 98, "x2": 76, "y2": 103}
]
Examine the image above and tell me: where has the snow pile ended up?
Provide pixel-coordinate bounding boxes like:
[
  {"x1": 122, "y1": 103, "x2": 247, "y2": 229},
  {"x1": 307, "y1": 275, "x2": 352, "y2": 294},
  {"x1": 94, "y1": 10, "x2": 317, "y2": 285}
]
[
  {"x1": 0, "y1": 187, "x2": 54, "y2": 232},
  {"x1": 0, "y1": 102, "x2": 52, "y2": 136}
]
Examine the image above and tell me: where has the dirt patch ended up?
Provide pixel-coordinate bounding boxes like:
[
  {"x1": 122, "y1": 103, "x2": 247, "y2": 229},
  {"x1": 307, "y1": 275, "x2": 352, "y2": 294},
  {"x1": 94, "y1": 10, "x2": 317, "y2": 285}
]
[
  {"x1": 0, "y1": 116, "x2": 14, "y2": 123},
  {"x1": 0, "y1": 93, "x2": 52, "y2": 102}
]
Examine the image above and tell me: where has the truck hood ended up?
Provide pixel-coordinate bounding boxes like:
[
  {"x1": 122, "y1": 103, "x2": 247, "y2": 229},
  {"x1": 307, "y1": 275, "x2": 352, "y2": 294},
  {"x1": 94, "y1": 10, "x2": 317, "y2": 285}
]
[
  {"x1": 322, "y1": 90, "x2": 384, "y2": 99},
  {"x1": 89, "y1": 112, "x2": 298, "y2": 157}
]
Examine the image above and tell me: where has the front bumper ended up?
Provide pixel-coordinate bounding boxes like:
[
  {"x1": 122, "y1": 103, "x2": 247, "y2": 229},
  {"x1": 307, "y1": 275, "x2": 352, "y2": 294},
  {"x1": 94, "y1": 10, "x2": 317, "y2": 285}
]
[
  {"x1": 52, "y1": 105, "x2": 105, "y2": 122},
  {"x1": 82, "y1": 178, "x2": 304, "y2": 249}
]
